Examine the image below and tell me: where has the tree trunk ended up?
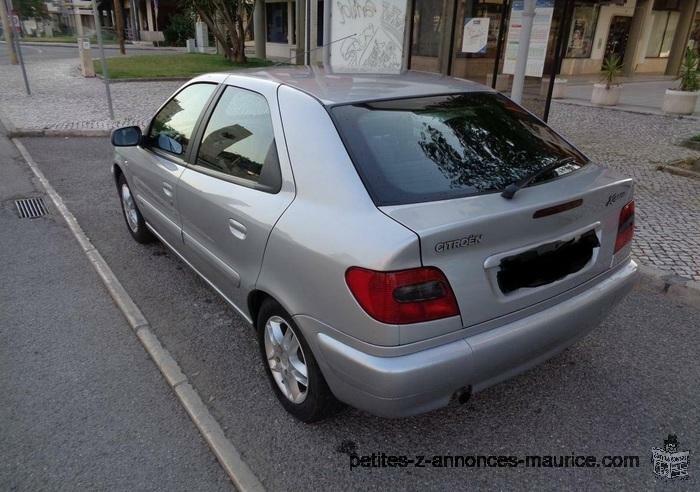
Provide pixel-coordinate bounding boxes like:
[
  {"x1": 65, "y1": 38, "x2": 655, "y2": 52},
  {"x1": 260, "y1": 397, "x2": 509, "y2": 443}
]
[{"x1": 113, "y1": 0, "x2": 125, "y2": 54}]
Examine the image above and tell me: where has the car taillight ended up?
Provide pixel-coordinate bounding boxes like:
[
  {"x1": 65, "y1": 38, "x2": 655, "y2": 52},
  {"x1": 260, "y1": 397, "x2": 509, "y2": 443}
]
[
  {"x1": 345, "y1": 266, "x2": 460, "y2": 324},
  {"x1": 614, "y1": 200, "x2": 635, "y2": 253}
]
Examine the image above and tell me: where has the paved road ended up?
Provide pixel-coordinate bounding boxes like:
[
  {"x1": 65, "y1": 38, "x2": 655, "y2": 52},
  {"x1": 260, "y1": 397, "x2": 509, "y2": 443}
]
[
  {"x1": 12, "y1": 136, "x2": 700, "y2": 490},
  {"x1": 0, "y1": 42, "x2": 176, "y2": 65},
  {"x1": 0, "y1": 131, "x2": 231, "y2": 490}
]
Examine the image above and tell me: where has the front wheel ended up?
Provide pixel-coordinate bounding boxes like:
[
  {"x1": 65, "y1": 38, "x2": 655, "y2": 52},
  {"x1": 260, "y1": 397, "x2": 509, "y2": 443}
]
[
  {"x1": 117, "y1": 174, "x2": 153, "y2": 244},
  {"x1": 257, "y1": 299, "x2": 341, "y2": 422}
]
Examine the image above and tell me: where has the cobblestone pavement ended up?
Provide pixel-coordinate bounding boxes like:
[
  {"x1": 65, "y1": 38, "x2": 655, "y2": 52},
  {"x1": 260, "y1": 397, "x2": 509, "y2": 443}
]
[
  {"x1": 549, "y1": 104, "x2": 700, "y2": 281},
  {"x1": 0, "y1": 58, "x2": 181, "y2": 130},
  {"x1": 2, "y1": 57, "x2": 698, "y2": 280}
]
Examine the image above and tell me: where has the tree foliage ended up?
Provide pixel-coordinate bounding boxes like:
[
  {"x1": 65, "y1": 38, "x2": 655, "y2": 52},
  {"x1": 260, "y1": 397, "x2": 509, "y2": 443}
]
[
  {"x1": 187, "y1": 0, "x2": 253, "y2": 63},
  {"x1": 15, "y1": 0, "x2": 47, "y2": 19}
]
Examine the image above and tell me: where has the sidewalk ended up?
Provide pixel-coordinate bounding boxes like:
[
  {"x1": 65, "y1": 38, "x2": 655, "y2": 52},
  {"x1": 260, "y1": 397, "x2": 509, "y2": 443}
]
[
  {"x1": 0, "y1": 57, "x2": 181, "y2": 132},
  {"x1": 1, "y1": 39, "x2": 185, "y2": 51},
  {"x1": 557, "y1": 76, "x2": 699, "y2": 117},
  {"x1": 0, "y1": 126, "x2": 231, "y2": 490}
]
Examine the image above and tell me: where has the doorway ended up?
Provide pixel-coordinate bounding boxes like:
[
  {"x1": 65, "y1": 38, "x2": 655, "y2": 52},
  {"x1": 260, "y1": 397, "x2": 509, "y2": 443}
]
[{"x1": 604, "y1": 16, "x2": 632, "y2": 62}]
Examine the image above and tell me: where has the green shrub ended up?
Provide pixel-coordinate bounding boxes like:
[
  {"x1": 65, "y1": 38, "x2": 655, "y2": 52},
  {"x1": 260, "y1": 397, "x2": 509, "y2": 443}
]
[{"x1": 163, "y1": 12, "x2": 195, "y2": 47}]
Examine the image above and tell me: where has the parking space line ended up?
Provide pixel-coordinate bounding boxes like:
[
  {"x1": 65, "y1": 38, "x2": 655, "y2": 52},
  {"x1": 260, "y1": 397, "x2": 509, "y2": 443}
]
[{"x1": 12, "y1": 138, "x2": 266, "y2": 492}]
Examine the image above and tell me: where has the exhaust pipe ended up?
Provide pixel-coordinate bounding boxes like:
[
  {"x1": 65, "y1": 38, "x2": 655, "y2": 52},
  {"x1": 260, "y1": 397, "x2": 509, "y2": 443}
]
[{"x1": 453, "y1": 386, "x2": 472, "y2": 405}]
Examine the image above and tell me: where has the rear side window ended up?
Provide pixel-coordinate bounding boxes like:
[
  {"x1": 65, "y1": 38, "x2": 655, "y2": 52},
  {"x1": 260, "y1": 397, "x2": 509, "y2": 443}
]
[
  {"x1": 196, "y1": 86, "x2": 280, "y2": 190},
  {"x1": 330, "y1": 93, "x2": 588, "y2": 206},
  {"x1": 148, "y1": 83, "x2": 216, "y2": 156}
]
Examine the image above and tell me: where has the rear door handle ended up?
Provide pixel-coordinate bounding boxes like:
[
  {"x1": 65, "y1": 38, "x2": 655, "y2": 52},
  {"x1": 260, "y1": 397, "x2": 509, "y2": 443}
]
[
  {"x1": 162, "y1": 182, "x2": 174, "y2": 199},
  {"x1": 228, "y1": 219, "x2": 247, "y2": 240}
]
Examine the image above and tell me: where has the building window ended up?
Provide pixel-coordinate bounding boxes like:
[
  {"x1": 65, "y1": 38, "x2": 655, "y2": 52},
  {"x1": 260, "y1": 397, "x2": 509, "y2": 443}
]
[
  {"x1": 566, "y1": 3, "x2": 599, "y2": 58},
  {"x1": 412, "y1": 0, "x2": 444, "y2": 57},
  {"x1": 646, "y1": 10, "x2": 680, "y2": 58},
  {"x1": 266, "y1": 2, "x2": 288, "y2": 43}
]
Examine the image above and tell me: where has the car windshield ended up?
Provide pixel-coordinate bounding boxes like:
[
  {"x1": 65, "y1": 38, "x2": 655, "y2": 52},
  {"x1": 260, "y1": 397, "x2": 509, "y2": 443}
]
[{"x1": 330, "y1": 92, "x2": 588, "y2": 206}]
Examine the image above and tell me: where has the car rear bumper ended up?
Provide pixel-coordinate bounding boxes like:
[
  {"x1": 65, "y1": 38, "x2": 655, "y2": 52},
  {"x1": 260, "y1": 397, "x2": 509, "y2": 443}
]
[{"x1": 295, "y1": 259, "x2": 637, "y2": 418}]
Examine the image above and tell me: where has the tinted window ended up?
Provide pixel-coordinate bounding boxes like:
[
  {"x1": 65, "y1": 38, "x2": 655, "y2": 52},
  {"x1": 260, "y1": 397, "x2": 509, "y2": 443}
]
[
  {"x1": 148, "y1": 83, "x2": 216, "y2": 155},
  {"x1": 196, "y1": 86, "x2": 279, "y2": 187},
  {"x1": 331, "y1": 93, "x2": 588, "y2": 206}
]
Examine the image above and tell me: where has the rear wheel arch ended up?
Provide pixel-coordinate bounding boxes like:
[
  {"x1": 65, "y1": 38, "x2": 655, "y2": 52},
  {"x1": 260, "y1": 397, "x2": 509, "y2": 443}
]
[{"x1": 247, "y1": 289, "x2": 273, "y2": 327}]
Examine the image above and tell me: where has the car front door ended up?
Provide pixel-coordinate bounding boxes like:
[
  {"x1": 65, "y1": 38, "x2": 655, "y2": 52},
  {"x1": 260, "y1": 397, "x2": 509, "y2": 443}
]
[
  {"x1": 129, "y1": 82, "x2": 217, "y2": 247},
  {"x1": 175, "y1": 78, "x2": 295, "y2": 316}
]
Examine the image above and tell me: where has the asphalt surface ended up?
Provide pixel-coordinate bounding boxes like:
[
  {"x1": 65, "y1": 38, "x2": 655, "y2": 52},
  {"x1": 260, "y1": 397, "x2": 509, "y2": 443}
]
[
  {"x1": 11, "y1": 136, "x2": 699, "y2": 490},
  {"x1": 0, "y1": 132, "x2": 231, "y2": 489},
  {"x1": 0, "y1": 42, "x2": 175, "y2": 64}
]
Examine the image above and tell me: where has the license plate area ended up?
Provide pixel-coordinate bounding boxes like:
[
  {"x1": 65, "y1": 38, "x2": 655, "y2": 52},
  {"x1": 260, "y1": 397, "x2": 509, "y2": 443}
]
[{"x1": 496, "y1": 229, "x2": 600, "y2": 294}]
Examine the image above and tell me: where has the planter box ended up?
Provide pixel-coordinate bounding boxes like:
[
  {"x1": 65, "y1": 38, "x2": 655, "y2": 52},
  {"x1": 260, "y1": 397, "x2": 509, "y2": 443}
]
[
  {"x1": 662, "y1": 89, "x2": 698, "y2": 115},
  {"x1": 591, "y1": 83, "x2": 620, "y2": 106}
]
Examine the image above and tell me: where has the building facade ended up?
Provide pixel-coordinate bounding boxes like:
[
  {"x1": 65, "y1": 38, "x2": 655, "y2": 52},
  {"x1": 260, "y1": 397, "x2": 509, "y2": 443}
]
[{"x1": 256, "y1": 0, "x2": 699, "y2": 81}]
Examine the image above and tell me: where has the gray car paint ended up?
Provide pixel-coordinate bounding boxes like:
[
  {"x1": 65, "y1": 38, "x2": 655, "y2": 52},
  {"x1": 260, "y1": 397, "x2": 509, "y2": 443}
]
[{"x1": 114, "y1": 68, "x2": 637, "y2": 417}]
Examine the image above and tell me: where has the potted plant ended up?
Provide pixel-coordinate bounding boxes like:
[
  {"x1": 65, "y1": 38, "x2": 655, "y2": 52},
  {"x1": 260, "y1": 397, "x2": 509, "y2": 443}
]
[
  {"x1": 592, "y1": 55, "x2": 622, "y2": 106},
  {"x1": 663, "y1": 49, "x2": 699, "y2": 115}
]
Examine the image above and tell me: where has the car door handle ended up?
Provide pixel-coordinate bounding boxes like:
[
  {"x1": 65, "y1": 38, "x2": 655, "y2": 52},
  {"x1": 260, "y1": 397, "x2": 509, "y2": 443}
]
[
  {"x1": 162, "y1": 182, "x2": 174, "y2": 197},
  {"x1": 228, "y1": 219, "x2": 247, "y2": 240}
]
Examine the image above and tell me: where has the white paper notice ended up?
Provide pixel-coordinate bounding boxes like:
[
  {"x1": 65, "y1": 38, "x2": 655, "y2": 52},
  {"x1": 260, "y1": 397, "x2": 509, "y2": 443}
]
[
  {"x1": 502, "y1": 0, "x2": 554, "y2": 78},
  {"x1": 461, "y1": 17, "x2": 490, "y2": 54},
  {"x1": 329, "y1": 0, "x2": 408, "y2": 74}
]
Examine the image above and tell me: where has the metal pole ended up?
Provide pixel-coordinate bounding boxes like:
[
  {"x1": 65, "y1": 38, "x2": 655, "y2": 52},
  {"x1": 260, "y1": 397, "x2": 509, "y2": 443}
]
[
  {"x1": 6, "y1": 0, "x2": 29, "y2": 94},
  {"x1": 491, "y1": 0, "x2": 510, "y2": 89},
  {"x1": 92, "y1": 0, "x2": 115, "y2": 119},
  {"x1": 510, "y1": 0, "x2": 535, "y2": 104},
  {"x1": 305, "y1": 0, "x2": 309, "y2": 65},
  {"x1": 543, "y1": 0, "x2": 573, "y2": 122},
  {"x1": 323, "y1": 0, "x2": 330, "y2": 69}
]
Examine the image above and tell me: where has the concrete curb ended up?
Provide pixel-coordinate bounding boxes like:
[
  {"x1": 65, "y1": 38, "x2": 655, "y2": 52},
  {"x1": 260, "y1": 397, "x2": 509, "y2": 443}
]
[
  {"x1": 657, "y1": 163, "x2": 700, "y2": 181},
  {"x1": 96, "y1": 74, "x2": 191, "y2": 83},
  {"x1": 636, "y1": 263, "x2": 700, "y2": 307},
  {"x1": 9, "y1": 128, "x2": 111, "y2": 138},
  {"x1": 0, "y1": 40, "x2": 184, "y2": 51},
  {"x1": 0, "y1": 109, "x2": 112, "y2": 138},
  {"x1": 11, "y1": 138, "x2": 266, "y2": 492},
  {"x1": 553, "y1": 99, "x2": 700, "y2": 120}
]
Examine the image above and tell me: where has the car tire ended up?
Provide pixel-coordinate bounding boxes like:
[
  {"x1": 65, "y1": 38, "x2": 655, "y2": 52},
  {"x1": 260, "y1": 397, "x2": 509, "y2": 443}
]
[
  {"x1": 257, "y1": 299, "x2": 341, "y2": 422},
  {"x1": 117, "y1": 174, "x2": 153, "y2": 244}
]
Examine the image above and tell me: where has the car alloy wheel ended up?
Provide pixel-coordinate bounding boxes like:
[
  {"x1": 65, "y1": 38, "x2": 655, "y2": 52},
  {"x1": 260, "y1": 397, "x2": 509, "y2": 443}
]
[
  {"x1": 263, "y1": 315, "x2": 309, "y2": 404},
  {"x1": 120, "y1": 183, "x2": 139, "y2": 233}
]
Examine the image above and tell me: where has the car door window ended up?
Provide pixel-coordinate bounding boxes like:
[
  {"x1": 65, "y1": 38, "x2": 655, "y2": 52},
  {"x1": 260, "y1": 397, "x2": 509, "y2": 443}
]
[
  {"x1": 148, "y1": 83, "x2": 216, "y2": 156},
  {"x1": 195, "y1": 86, "x2": 281, "y2": 191}
]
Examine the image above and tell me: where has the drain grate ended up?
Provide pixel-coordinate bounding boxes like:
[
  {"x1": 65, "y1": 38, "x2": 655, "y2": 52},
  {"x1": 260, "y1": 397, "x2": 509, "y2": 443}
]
[{"x1": 15, "y1": 197, "x2": 48, "y2": 219}]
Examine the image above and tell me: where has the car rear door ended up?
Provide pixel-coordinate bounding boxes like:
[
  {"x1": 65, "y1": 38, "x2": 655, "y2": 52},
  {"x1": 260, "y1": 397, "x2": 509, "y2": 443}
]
[
  {"x1": 175, "y1": 77, "x2": 295, "y2": 314},
  {"x1": 129, "y1": 82, "x2": 218, "y2": 246}
]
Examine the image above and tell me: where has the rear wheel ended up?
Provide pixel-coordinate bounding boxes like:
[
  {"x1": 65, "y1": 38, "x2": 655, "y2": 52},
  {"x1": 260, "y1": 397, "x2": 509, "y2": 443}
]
[
  {"x1": 117, "y1": 174, "x2": 153, "y2": 244},
  {"x1": 257, "y1": 299, "x2": 341, "y2": 422}
]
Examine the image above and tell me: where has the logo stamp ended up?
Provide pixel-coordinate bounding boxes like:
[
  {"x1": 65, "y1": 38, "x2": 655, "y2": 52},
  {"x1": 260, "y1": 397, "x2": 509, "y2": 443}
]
[{"x1": 651, "y1": 434, "x2": 689, "y2": 479}]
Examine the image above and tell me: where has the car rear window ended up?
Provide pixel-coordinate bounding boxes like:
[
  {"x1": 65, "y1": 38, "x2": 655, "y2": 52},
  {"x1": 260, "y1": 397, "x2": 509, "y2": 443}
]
[{"x1": 330, "y1": 92, "x2": 588, "y2": 206}]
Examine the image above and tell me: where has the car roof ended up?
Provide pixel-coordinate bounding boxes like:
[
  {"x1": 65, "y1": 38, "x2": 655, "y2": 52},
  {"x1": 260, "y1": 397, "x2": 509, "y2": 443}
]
[{"x1": 216, "y1": 66, "x2": 493, "y2": 106}]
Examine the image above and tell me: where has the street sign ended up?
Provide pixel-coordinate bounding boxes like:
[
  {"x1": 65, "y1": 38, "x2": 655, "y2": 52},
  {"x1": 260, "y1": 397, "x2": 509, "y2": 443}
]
[{"x1": 11, "y1": 14, "x2": 20, "y2": 33}]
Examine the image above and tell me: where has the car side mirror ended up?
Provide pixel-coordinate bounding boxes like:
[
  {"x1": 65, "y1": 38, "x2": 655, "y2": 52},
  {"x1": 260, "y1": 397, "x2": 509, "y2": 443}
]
[{"x1": 111, "y1": 126, "x2": 142, "y2": 147}]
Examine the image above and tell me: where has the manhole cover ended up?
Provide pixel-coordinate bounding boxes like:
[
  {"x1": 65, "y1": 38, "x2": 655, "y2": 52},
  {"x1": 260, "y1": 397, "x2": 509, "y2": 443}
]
[{"x1": 15, "y1": 197, "x2": 48, "y2": 219}]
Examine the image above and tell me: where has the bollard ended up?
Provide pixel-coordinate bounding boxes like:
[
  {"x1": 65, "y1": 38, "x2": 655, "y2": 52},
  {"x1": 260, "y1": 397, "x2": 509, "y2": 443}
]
[{"x1": 78, "y1": 37, "x2": 96, "y2": 77}]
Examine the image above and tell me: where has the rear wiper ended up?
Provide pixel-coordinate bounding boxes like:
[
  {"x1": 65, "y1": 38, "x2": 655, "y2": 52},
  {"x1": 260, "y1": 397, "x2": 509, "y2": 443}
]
[{"x1": 501, "y1": 157, "x2": 577, "y2": 199}]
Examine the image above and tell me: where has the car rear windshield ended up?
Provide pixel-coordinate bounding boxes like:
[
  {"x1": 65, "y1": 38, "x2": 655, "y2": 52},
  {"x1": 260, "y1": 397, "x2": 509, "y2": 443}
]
[{"x1": 330, "y1": 92, "x2": 588, "y2": 206}]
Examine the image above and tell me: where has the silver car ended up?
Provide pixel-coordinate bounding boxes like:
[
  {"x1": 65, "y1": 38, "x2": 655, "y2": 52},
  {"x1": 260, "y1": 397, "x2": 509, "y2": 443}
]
[{"x1": 111, "y1": 68, "x2": 637, "y2": 421}]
